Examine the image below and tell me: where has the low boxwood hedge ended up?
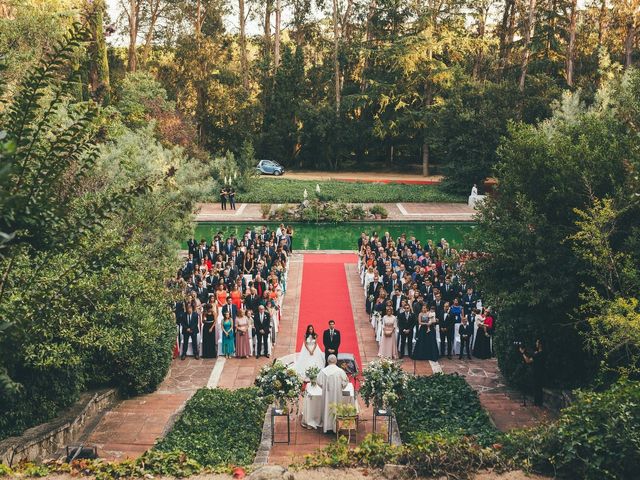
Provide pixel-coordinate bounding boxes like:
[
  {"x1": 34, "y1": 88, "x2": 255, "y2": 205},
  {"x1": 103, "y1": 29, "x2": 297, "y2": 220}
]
[
  {"x1": 155, "y1": 387, "x2": 267, "y2": 467},
  {"x1": 394, "y1": 374, "x2": 497, "y2": 445}
]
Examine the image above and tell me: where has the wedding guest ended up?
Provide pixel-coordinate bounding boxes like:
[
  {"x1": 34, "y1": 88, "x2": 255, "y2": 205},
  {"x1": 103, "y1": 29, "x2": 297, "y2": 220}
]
[
  {"x1": 221, "y1": 311, "x2": 235, "y2": 358},
  {"x1": 398, "y1": 303, "x2": 416, "y2": 358},
  {"x1": 254, "y1": 305, "x2": 271, "y2": 358},
  {"x1": 202, "y1": 304, "x2": 217, "y2": 358},
  {"x1": 439, "y1": 302, "x2": 455, "y2": 359},
  {"x1": 235, "y1": 309, "x2": 251, "y2": 358},
  {"x1": 458, "y1": 315, "x2": 473, "y2": 360},
  {"x1": 413, "y1": 305, "x2": 438, "y2": 361},
  {"x1": 180, "y1": 305, "x2": 199, "y2": 360},
  {"x1": 229, "y1": 188, "x2": 236, "y2": 210},
  {"x1": 379, "y1": 306, "x2": 399, "y2": 359},
  {"x1": 473, "y1": 308, "x2": 493, "y2": 359},
  {"x1": 220, "y1": 187, "x2": 228, "y2": 210}
]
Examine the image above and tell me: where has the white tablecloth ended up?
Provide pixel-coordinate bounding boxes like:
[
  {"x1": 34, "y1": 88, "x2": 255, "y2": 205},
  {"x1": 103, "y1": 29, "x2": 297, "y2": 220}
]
[{"x1": 302, "y1": 382, "x2": 356, "y2": 429}]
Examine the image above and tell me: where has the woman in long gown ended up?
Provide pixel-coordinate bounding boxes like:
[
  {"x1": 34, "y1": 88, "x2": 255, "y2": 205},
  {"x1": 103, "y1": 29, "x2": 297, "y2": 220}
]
[
  {"x1": 202, "y1": 304, "x2": 217, "y2": 358},
  {"x1": 234, "y1": 309, "x2": 251, "y2": 358},
  {"x1": 221, "y1": 311, "x2": 235, "y2": 358},
  {"x1": 215, "y1": 283, "x2": 228, "y2": 308},
  {"x1": 473, "y1": 309, "x2": 493, "y2": 359},
  {"x1": 413, "y1": 305, "x2": 439, "y2": 361},
  {"x1": 295, "y1": 325, "x2": 325, "y2": 378},
  {"x1": 230, "y1": 285, "x2": 243, "y2": 310},
  {"x1": 378, "y1": 307, "x2": 399, "y2": 359}
]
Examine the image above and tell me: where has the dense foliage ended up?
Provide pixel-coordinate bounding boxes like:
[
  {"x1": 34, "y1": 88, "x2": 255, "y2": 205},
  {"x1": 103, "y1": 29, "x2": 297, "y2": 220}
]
[
  {"x1": 302, "y1": 433, "x2": 510, "y2": 479},
  {"x1": 237, "y1": 179, "x2": 463, "y2": 203},
  {"x1": 502, "y1": 379, "x2": 640, "y2": 480},
  {"x1": 472, "y1": 71, "x2": 640, "y2": 388},
  {"x1": 394, "y1": 374, "x2": 497, "y2": 444},
  {"x1": 0, "y1": 25, "x2": 214, "y2": 439},
  {"x1": 155, "y1": 388, "x2": 268, "y2": 467}
]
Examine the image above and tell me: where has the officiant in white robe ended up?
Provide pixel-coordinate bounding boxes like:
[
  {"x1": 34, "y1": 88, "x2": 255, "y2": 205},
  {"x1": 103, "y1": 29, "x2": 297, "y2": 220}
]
[{"x1": 317, "y1": 355, "x2": 349, "y2": 433}]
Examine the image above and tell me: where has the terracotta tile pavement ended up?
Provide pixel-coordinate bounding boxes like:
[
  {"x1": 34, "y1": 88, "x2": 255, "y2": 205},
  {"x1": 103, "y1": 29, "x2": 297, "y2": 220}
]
[{"x1": 86, "y1": 358, "x2": 215, "y2": 460}]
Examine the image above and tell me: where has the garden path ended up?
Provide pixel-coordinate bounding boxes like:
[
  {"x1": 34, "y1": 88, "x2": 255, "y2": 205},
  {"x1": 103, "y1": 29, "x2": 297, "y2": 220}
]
[{"x1": 195, "y1": 202, "x2": 475, "y2": 222}]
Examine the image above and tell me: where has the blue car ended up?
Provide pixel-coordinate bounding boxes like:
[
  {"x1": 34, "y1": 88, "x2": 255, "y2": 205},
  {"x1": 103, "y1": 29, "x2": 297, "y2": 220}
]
[{"x1": 256, "y1": 159, "x2": 285, "y2": 176}]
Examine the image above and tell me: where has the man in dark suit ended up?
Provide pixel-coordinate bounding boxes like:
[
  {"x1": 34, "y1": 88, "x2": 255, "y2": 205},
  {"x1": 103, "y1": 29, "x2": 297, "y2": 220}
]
[
  {"x1": 254, "y1": 305, "x2": 271, "y2": 358},
  {"x1": 245, "y1": 288, "x2": 259, "y2": 314},
  {"x1": 462, "y1": 287, "x2": 476, "y2": 318},
  {"x1": 458, "y1": 315, "x2": 473, "y2": 359},
  {"x1": 441, "y1": 278, "x2": 455, "y2": 303},
  {"x1": 221, "y1": 297, "x2": 238, "y2": 322},
  {"x1": 323, "y1": 320, "x2": 341, "y2": 363},
  {"x1": 397, "y1": 304, "x2": 416, "y2": 358},
  {"x1": 195, "y1": 280, "x2": 208, "y2": 304},
  {"x1": 366, "y1": 274, "x2": 383, "y2": 313},
  {"x1": 187, "y1": 238, "x2": 197, "y2": 256},
  {"x1": 180, "y1": 305, "x2": 199, "y2": 360},
  {"x1": 439, "y1": 302, "x2": 455, "y2": 359}
]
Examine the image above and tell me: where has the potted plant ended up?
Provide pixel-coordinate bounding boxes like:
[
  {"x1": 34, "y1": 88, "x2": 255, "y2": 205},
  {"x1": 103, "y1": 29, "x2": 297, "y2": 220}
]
[
  {"x1": 331, "y1": 403, "x2": 358, "y2": 440},
  {"x1": 370, "y1": 204, "x2": 389, "y2": 220},
  {"x1": 359, "y1": 357, "x2": 408, "y2": 411},
  {"x1": 255, "y1": 360, "x2": 303, "y2": 413}
]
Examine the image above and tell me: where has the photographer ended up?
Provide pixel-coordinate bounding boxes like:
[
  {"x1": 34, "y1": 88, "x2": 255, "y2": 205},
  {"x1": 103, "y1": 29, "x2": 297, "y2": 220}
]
[{"x1": 519, "y1": 339, "x2": 545, "y2": 406}]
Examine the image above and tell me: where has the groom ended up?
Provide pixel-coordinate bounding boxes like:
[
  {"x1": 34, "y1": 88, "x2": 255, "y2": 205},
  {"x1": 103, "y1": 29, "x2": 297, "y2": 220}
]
[{"x1": 323, "y1": 320, "x2": 341, "y2": 364}]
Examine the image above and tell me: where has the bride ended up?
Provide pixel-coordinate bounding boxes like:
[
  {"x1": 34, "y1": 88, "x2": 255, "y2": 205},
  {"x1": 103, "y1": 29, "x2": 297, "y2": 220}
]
[{"x1": 295, "y1": 325, "x2": 326, "y2": 378}]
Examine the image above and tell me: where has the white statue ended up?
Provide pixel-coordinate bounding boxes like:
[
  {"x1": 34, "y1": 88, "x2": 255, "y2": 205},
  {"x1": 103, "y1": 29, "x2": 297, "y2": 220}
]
[
  {"x1": 471, "y1": 184, "x2": 478, "y2": 197},
  {"x1": 303, "y1": 188, "x2": 308, "y2": 200},
  {"x1": 316, "y1": 183, "x2": 321, "y2": 194}
]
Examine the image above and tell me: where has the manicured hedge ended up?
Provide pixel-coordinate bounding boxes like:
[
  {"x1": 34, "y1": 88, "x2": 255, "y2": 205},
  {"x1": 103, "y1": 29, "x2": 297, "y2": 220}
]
[
  {"x1": 155, "y1": 388, "x2": 267, "y2": 467},
  {"x1": 394, "y1": 374, "x2": 497, "y2": 444},
  {"x1": 237, "y1": 178, "x2": 465, "y2": 203}
]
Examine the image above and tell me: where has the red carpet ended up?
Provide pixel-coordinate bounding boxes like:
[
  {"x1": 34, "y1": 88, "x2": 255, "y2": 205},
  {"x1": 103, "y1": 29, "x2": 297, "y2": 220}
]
[{"x1": 296, "y1": 254, "x2": 361, "y2": 370}]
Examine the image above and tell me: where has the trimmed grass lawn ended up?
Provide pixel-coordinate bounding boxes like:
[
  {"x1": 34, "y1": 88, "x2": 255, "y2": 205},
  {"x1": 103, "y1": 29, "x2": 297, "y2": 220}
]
[{"x1": 237, "y1": 178, "x2": 465, "y2": 203}]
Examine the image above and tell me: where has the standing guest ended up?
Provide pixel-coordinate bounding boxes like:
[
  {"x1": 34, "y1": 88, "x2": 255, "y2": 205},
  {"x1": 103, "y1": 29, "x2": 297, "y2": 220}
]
[
  {"x1": 398, "y1": 303, "x2": 416, "y2": 358},
  {"x1": 413, "y1": 305, "x2": 439, "y2": 361},
  {"x1": 202, "y1": 304, "x2": 217, "y2": 358},
  {"x1": 520, "y1": 339, "x2": 545, "y2": 406},
  {"x1": 472, "y1": 309, "x2": 493, "y2": 359},
  {"x1": 254, "y1": 305, "x2": 271, "y2": 358},
  {"x1": 439, "y1": 302, "x2": 455, "y2": 359},
  {"x1": 286, "y1": 226, "x2": 294, "y2": 252},
  {"x1": 450, "y1": 297, "x2": 463, "y2": 323},
  {"x1": 462, "y1": 287, "x2": 476, "y2": 319},
  {"x1": 235, "y1": 309, "x2": 251, "y2": 358},
  {"x1": 458, "y1": 315, "x2": 473, "y2": 360},
  {"x1": 220, "y1": 187, "x2": 228, "y2": 210},
  {"x1": 322, "y1": 320, "x2": 341, "y2": 363},
  {"x1": 221, "y1": 311, "x2": 235, "y2": 358},
  {"x1": 229, "y1": 188, "x2": 236, "y2": 210},
  {"x1": 379, "y1": 306, "x2": 399, "y2": 359},
  {"x1": 222, "y1": 296, "x2": 238, "y2": 322},
  {"x1": 180, "y1": 305, "x2": 200, "y2": 360},
  {"x1": 230, "y1": 284, "x2": 243, "y2": 310},
  {"x1": 215, "y1": 283, "x2": 228, "y2": 308}
]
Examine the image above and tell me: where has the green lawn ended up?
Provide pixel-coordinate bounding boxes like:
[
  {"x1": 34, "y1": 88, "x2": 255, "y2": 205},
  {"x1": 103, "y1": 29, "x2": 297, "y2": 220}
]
[{"x1": 236, "y1": 178, "x2": 465, "y2": 203}]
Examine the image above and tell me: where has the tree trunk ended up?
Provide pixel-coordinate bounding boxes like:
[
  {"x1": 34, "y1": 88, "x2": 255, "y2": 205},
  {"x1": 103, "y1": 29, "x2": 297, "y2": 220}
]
[
  {"x1": 473, "y1": 6, "x2": 487, "y2": 80},
  {"x1": 498, "y1": 0, "x2": 515, "y2": 74},
  {"x1": 566, "y1": 0, "x2": 577, "y2": 86},
  {"x1": 422, "y1": 83, "x2": 433, "y2": 177},
  {"x1": 624, "y1": 19, "x2": 635, "y2": 68},
  {"x1": 195, "y1": 0, "x2": 203, "y2": 37},
  {"x1": 140, "y1": 0, "x2": 161, "y2": 67},
  {"x1": 274, "y1": 0, "x2": 281, "y2": 69},
  {"x1": 332, "y1": 0, "x2": 341, "y2": 114},
  {"x1": 88, "y1": 0, "x2": 111, "y2": 104},
  {"x1": 519, "y1": 0, "x2": 537, "y2": 91},
  {"x1": 360, "y1": 0, "x2": 377, "y2": 92},
  {"x1": 239, "y1": 0, "x2": 249, "y2": 88},
  {"x1": 598, "y1": 0, "x2": 608, "y2": 48},
  {"x1": 127, "y1": 0, "x2": 138, "y2": 72},
  {"x1": 264, "y1": 0, "x2": 272, "y2": 57}
]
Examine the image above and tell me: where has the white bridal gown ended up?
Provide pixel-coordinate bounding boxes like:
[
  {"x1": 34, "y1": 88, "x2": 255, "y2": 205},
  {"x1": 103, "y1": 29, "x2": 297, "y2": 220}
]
[{"x1": 295, "y1": 337, "x2": 326, "y2": 378}]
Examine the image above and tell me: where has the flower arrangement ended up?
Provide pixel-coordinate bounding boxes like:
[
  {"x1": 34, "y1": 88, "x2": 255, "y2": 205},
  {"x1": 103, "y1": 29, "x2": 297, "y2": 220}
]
[
  {"x1": 305, "y1": 365, "x2": 321, "y2": 384},
  {"x1": 359, "y1": 357, "x2": 408, "y2": 410},
  {"x1": 255, "y1": 360, "x2": 303, "y2": 411}
]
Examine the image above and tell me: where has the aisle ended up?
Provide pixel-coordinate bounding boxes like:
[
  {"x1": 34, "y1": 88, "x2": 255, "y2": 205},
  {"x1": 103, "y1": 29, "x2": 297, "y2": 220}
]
[{"x1": 296, "y1": 253, "x2": 361, "y2": 370}]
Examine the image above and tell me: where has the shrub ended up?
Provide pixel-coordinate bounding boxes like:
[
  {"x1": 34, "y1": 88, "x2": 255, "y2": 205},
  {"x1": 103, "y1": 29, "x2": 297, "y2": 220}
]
[
  {"x1": 155, "y1": 388, "x2": 267, "y2": 467},
  {"x1": 394, "y1": 374, "x2": 497, "y2": 445},
  {"x1": 369, "y1": 204, "x2": 388, "y2": 218},
  {"x1": 501, "y1": 378, "x2": 640, "y2": 479},
  {"x1": 260, "y1": 203, "x2": 272, "y2": 218}
]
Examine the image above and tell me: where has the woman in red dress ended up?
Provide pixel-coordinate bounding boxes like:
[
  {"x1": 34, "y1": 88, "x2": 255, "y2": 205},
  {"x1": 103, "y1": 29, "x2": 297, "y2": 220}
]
[{"x1": 230, "y1": 284, "x2": 243, "y2": 310}]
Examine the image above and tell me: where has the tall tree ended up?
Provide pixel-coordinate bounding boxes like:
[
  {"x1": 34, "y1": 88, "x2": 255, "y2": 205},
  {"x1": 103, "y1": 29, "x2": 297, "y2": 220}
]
[
  {"x1": 238, "y1": 0, "x2": 249, "y2": 88},
  {"x1": 566, "y1": 0, "x2": 577, "y2": 85},
  {"x1": 519, "y1": 0, "x2": 538, "y2": 91},
  {"x1": 86, "y1": 0, "x2": 111, "y2": 103}
]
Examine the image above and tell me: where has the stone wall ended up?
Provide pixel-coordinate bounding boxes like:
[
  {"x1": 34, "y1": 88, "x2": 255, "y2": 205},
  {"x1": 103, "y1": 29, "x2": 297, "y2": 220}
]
[{"x1": 0, "y1": 388, "x2": 117, "y2": 466}]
